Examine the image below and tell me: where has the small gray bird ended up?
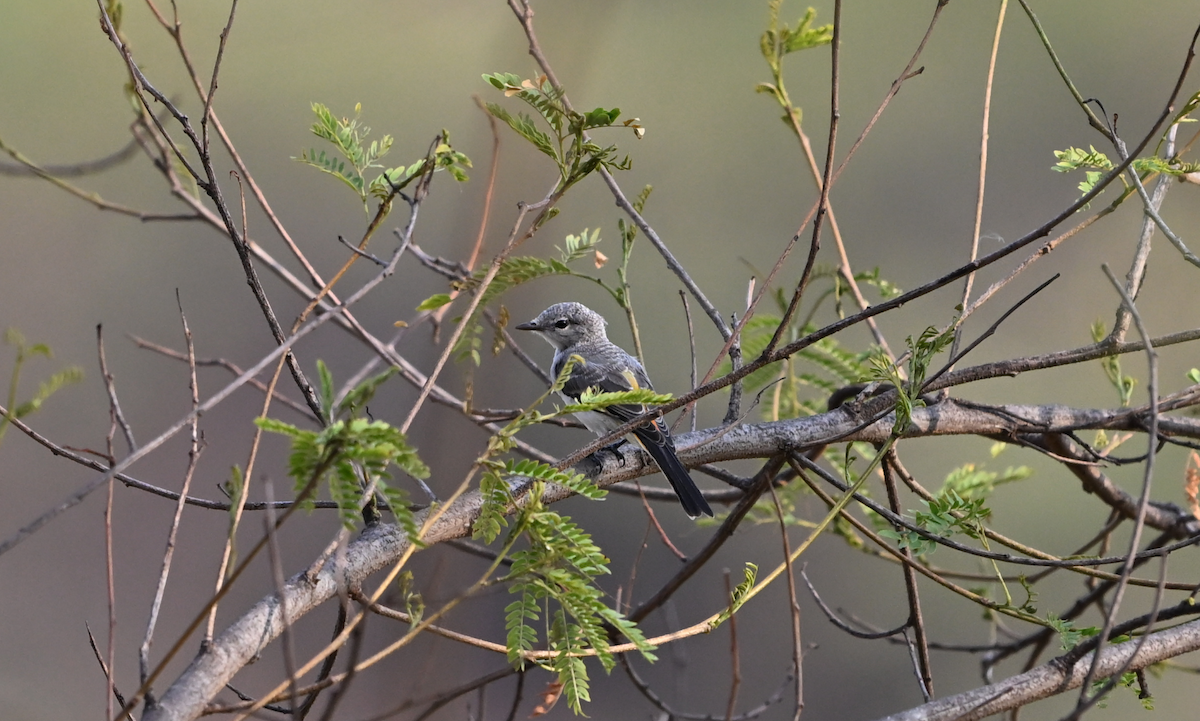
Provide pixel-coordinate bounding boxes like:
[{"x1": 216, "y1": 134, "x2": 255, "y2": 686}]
[{"x1": 516, "y1": 302, "x2": 713, "y2": 518}]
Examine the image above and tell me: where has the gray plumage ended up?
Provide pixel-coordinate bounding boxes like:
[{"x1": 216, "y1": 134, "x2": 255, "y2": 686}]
[{"x1": 516, "y1": 302, "x2": 713, "y2": 518}]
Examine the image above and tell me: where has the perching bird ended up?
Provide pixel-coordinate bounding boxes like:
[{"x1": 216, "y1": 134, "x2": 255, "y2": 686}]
[{"x1": 515, "y1": 302, "x2": 713, "y2": 518}]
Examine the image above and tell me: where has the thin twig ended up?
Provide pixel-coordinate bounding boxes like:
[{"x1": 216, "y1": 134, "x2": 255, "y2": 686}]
[
  {"x1": 800, "y1": 569, "x2": 909, "y2": 640},
  {"x1": 724, "y1": 569, "x2": 742, "y2": 721},
  {"x1": 1068, "y1": 265, "x2": 1162, "y2": 717},
  {"x1": 724, "y1": 312, "x2": 744, "y2": 425},
  {"x1": 928, "y1": 327, "x2": 1200, "y2": 393},
  {"x1": 635, "y1": 481, "x2": 688, "y2": 561},
  {"x1": 398, "y1": 199, "x2": 536, "y2": 434},
  {"x1": 620, "y1": 651, "x2": 793, "y2": 721},
  {"x1": 104, "y1": 425, "x2": 118, "y2": 721},
  {"x1": 882, "y1": 451, "x2": 933, "y2": 700},
  {"x1": 681, "y1": 291, "x2": 698, "y2": 433},
  {"x1": 768, "y1": 484, "x2": 804, "y2": 720},
  {"x1": 139, "y1": 296, "x2": 203, "y2": 692},
  {"x1": 925, "y1": 274, "x2": 1060, "y2": 391},
  {"x1": 466, "y1": 97, "x2": 502, "y2": 274},
  {"x1": 484, "y1": 309, "x2": 551, "y2": 385},
  {"x1": 199, "y1": 0, "x2": 239, "y2": 154},
  {"x1": 428, "y1": 96, "x2": 505, "y2": 338},
  {"x1": 263, "y1": 479, "x2": 301, "y2": 718},
  {"x1": 503, "y1": 671, "x2": 525, "y2": 721},
  {"x1": 631, "y1": 457, "x2": 785, "y2": 623},
  {"x1": 0, "y1": 136, "x2": 196, "y2": 220},
  {"x1": 1115, "y1": 128, "x2": 1200, "y2": 268},
  {"x1": 87, "y1": 623, "x2": 132, "y2": 720},
  {"x1": 1016, "y1": 0, "x2": 1114, "y2": 140},
  {"x1": 129, "y1": 335, "x2": 318, "y2": 421},
  {"x1": 763, "y1": 0, "x2": 842, "y2": 359},
  {"x1": 950, "y1": 0, "x2": 1008, "y2": 368},
  {"x1": 1113, "y1": 125, "x2": 1178, "y2": 341},
  {"x1": 308, "y1": 602, "x2": 353, "y2": 721},
  {"x1": 96, "y1": 327, "x2": 137, "y2": 455},
  {"x1": 96, "y1": 323, "x2": 124, "y2": 718},
  {"x1": 337, "y1": 234, "x2": 386, "y2": 266},
  {"x1": 0, "y1": 135, "x2": 139, "y2": 176}
]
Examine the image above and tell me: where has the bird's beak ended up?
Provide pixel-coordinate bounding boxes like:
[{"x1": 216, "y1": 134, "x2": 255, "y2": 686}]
[{"x1": 515, "y1": 320, "x2": 538, "y2": 331}]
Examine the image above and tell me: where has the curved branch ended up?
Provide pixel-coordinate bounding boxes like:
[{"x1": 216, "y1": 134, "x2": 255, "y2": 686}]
[{"x1": 876, "y1": 618, "x2": 1200, "y2": 721}]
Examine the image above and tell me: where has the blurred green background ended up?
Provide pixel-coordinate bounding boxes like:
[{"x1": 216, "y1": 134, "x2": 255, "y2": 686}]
[{"x1": 2, "y1": 1, "x2": 1199, "y2": 719}]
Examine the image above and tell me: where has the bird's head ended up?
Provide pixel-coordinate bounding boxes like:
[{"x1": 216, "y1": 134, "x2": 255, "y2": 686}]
[{"x1": 515, "y1": 302, "x2": 608, "y2": 351}]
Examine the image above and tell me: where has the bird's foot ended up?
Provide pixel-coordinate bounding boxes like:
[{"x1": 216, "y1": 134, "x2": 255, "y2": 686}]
[{"x1": 603, "y1": 438, "x2": 631, "y2": 466}]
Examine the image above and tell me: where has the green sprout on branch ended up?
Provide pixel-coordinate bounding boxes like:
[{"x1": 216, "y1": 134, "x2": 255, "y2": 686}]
[
  {"x1": 1052, "y1": 143, "x2": 1200, "y2": 197},
  {"x1": 756, "y1": 3, "x2": 833, "y2": 131},
  {"x1": 483, "y1": 72, "x2": 639, "y2": 195},
  {"x1": 296, "y1": 102, "x2": 470, "y2": 215},
  {"x1": 0, "y1": 328, "x2": 83, "y2": 446}
]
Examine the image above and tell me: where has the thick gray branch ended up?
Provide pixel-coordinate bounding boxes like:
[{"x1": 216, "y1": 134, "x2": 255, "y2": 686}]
[
  {"x1": 143, "y1": 398, "x2": 1200, "y2": 721},
  {"x1": 876, "y1": 618, "x2": 1200, "y2": 721}
]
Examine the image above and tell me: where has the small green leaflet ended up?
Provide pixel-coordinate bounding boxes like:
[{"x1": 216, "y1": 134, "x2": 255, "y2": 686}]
[{"x1": 416, "y1": 293, "x2": 453, "y2": 311}]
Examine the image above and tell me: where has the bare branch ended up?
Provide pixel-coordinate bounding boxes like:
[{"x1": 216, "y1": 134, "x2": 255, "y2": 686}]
[{"x1": 877, "y1": 617, "x2": 1200, "y2": 721}]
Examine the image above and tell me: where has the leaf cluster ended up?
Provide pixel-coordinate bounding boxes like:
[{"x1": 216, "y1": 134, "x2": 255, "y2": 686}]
[
  {"x1": 256, "y1": 363, "x2": 427, "y2": 536},
  {"x1": 939, "y1": 454, "x2": 1033, "y2": 500},
  {"x1": 462, "y1": 358, "x2": 652, "y2": 713},
  {"x1": 500, "y1": 491, "x2": 654, "y2": 714},
  {"x1": 1093, "y1": 671, "x2": 1155, "y2": 711},
  {"x1": 715, "y1": 563, "x2": 759, "y2": 625},
  {"x1": 880, "y1": 489, "x2": 990, "y2": 557},
  {"x1": 315, "y1": 359, "x2": 396, "y2": 424},
  {"x1": 557, "y1": 227, "x2": 602, "y2": 264},
  {"x1": 472, "y1": 457, "x2": 604, "y2": 545},
  {"x1": 1047, "y1": 613, "x2": 1100, "y2": 652},
  {"x1": 483, "y1": 72, "x2": 639, "y2": 194},
  {"x1": 471, "y1": 355, "x2": 604, "y2": 540},
  {"x1": 296, "y1": 103, "x2": 470, "y2": 214},
  {"x1": 1052, "y1": 144, "x2": 1200, "y2": 197},
  {"x1": 756, "y1": 3, "x2": 833, "y2": 127},
  {"x1": 761, "y1": 3, "x2": 833, "y2": 65},
  {"x1": 870, "y1": 322, "x2": 956, "y2": 436}
]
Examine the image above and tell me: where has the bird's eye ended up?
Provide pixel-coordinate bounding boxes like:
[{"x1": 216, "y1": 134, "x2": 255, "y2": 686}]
[{"x1": 554, "y1": 319, "x2": 570, "y2": 329}]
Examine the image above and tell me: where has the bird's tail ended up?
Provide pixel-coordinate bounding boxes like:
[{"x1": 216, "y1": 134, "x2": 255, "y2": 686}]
[{"x1": 633, "y1": 427, "x2": 713, "y2": 518}]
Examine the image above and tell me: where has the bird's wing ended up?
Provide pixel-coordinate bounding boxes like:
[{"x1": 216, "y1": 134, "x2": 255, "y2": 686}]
[{"x1": 555, "y1": 355, "x2": 675, "y2": 444}]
